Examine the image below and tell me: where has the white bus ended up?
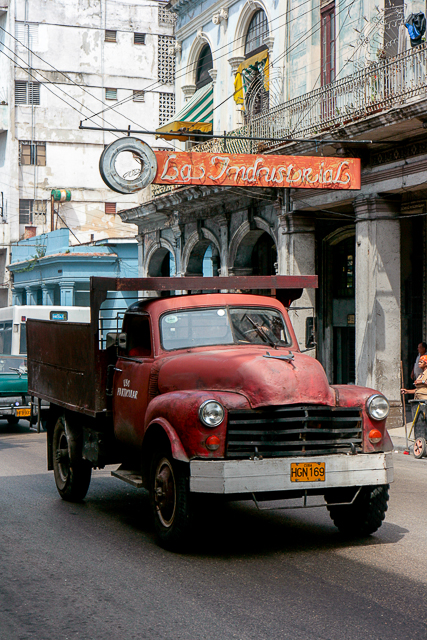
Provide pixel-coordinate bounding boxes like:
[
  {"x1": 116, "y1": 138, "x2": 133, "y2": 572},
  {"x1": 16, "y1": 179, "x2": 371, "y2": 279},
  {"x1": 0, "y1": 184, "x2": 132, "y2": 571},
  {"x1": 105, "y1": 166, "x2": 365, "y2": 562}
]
[{"x1": 0, "y1": 306, "x2": 91, "y2": 356}]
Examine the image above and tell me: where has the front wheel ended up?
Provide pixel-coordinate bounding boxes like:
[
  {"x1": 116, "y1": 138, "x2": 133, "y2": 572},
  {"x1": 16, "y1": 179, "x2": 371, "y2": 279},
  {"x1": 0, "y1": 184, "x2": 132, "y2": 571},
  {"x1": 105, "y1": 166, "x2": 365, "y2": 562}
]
[
  {"x1": 326, "y1": 484, "x2": 390, "y2": 537},
  {"x1": 52, "y1": 415, "x2": 92, "y2": 501},
  {"x1": 6, "y1": 415, "x2": 19, "y2": 426},
  {"x1": 149, "y1": 450, "x2": 192, "y2": 550}
]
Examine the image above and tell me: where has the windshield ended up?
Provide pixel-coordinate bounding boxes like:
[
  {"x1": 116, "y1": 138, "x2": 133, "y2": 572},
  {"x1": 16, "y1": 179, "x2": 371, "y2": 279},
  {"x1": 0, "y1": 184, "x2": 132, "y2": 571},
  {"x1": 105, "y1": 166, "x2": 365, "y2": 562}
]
[
  {"x1": 160, "y1": 306, "x2": 291, "y2": 351},
  {"x1": 0, "y1": 356, "x2": 27, "y2": 375}
]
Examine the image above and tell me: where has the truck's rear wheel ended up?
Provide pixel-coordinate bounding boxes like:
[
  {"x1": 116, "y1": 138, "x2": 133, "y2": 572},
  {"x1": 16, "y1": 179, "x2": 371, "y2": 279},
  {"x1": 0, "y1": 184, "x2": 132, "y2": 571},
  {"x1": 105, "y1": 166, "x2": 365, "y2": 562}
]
[
  {"x1": 149, "y1": 450, "x2": 192, "y2": 550},
  {"x1": 52, "y1": 416, "x2": 92, "y2": 501},
  {"x1": 326, "y1": 484, "x2": 389, "y2": 536}
]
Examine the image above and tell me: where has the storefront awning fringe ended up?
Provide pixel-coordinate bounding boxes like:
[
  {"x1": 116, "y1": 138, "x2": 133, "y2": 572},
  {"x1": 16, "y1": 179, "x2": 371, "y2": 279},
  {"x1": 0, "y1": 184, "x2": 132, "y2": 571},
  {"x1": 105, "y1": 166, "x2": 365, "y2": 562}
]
[{"x1": 156, "y1": 83, "x2": 213, "y2": 141}]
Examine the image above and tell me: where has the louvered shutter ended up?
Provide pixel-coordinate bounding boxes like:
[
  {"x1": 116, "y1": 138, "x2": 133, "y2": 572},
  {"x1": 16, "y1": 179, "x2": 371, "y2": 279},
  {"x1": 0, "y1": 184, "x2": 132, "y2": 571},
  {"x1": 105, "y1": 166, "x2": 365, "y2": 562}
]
[{"x1": 15, "y1": 81, "x2": 27, "y2": 104}]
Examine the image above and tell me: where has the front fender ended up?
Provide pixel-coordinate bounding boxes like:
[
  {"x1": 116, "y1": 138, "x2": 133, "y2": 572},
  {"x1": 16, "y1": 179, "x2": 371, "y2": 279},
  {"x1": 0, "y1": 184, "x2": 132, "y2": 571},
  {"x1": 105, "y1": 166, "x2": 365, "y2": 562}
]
[
  {"x1": 145, "y1": 390, "x2": 250, "y2": 459},
  {"x1": 143, "y1": 417, "x2": 189, "y2": 463}
]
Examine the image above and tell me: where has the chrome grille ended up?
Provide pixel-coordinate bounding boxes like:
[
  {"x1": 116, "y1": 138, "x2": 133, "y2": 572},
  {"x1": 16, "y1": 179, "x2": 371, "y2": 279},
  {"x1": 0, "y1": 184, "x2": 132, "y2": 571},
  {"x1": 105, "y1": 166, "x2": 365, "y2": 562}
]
[{"x1": 226, "y1": 405, "x2": 363, "y2": 458}]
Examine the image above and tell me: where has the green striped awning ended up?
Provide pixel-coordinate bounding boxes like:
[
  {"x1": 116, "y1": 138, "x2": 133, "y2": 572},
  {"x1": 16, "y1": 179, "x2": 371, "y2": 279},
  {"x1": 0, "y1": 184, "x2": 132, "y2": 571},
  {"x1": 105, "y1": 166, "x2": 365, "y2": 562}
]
[{"x1": 156, "y1": 83, "x2": 213, "y2": 141}]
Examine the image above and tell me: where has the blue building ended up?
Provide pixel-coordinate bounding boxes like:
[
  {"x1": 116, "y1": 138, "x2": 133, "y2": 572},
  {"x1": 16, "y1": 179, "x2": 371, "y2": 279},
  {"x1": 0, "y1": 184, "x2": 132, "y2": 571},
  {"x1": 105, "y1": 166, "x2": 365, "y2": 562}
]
[{"x1": 8, "y1": 230, "x2": 138, "y2": 306}]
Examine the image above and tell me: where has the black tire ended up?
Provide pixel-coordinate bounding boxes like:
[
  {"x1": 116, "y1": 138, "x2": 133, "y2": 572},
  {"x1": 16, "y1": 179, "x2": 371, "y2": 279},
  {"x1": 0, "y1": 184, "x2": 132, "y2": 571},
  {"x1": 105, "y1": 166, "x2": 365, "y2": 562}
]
[
  {"x1": 52, "y1": 415, "x2": 92, "y2": 502},
  {"x1": 6, "y1": 415, "x2": 19, "y2": 426},
  {"x1": 413, "y1": 437, "x2": 427, "y2": 459},
  {"x1": 326, "y1": 484, "x2": 390, "y2": 536},
  {"x1": 149, "y1": 450, "x2": 192, "y2": 550}
]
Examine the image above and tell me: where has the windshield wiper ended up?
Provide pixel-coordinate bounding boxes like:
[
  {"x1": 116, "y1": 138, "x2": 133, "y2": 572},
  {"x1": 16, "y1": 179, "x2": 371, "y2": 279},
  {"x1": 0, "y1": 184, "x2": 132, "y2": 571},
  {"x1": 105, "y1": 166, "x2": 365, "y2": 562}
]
[{"x1": 245, "y1": 315, "x2": 278, "y2": 349}]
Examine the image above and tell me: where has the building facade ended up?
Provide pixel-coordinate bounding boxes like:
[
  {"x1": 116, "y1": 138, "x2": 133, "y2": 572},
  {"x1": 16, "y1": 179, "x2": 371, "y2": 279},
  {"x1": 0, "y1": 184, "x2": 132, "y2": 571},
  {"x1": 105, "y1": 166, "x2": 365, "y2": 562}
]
[
  {"x1": 0, "y1": 0, "x2": 176, "y2": 305},
  {"x1": 115, "y1": 0, "x2": 427, "y2": 426},
  {"x1": 9, "y1": 228, "x2": 138, "y2": 306}
]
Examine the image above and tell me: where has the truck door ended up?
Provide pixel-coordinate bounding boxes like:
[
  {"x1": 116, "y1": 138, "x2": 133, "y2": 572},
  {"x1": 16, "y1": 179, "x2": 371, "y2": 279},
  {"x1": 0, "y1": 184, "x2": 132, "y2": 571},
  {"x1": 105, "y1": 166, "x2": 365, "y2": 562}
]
[{"x1": 113, "y1": 312, "x2": 153, "y2": 447}]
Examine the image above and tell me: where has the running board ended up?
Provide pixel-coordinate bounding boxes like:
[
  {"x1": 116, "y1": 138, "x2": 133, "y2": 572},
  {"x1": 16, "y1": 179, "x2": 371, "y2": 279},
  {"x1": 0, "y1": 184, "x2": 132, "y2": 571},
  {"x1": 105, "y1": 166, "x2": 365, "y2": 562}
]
[{"x1": 111, "y1": 468, "x2": 144, "y2": 488}]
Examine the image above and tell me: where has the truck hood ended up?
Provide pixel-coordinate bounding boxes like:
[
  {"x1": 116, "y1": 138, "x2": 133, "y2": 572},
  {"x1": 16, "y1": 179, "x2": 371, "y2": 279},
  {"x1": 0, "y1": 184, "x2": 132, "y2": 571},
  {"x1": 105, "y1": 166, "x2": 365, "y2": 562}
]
[{"x1": 157, "y1": 348, "x2": 336, "y2": 408}]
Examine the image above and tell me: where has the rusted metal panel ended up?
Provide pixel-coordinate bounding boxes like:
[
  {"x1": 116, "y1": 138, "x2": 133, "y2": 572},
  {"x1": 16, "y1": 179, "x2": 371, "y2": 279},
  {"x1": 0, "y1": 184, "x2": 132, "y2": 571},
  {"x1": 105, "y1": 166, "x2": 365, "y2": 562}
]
[
  {"x1": 27, "y1": 319, "x2": 108, "y2": 416},
  {"x1": 153, "y1": 151, "x2": 361, "y2": 190}
]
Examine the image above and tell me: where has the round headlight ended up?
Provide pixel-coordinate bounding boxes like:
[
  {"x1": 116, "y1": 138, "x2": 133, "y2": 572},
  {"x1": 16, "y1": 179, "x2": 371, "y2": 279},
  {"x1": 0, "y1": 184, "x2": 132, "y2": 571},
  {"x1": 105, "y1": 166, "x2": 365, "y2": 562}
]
[
  {"x1": 199, "y1": 400, "x2": 224, "y2": 427},
  {"x1": 366, "y1": 394, "x2": 390, "y2": 420}
]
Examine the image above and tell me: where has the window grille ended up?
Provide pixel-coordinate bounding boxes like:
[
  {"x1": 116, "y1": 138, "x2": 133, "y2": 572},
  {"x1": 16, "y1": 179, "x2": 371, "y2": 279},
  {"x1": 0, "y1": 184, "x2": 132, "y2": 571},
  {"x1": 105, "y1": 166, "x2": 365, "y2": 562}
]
[
  {"x1": 105, "y1": 88, "x2": 117, "y2": 100},
  {"x1": 15, "y1": 22, "x2": 39, "y2": 49},
  {"x1": 105, "y1": 30, "x2": 117, "y2": 42},
  {"x1": 133, "y1": 90, "x2": 145, "y2": 102},
  {"x1": 245, "y1": 10, "x2": 269, "y2": 56},
  {"x1": 19, "y1": 199, "x2": 33, "y2": 224},
  {"x1": 15, "y1": 81, "x2": 40, "y2": 105},
  {"x1": 158, "y1": 35, "x2": 175, "y2": 84},
  {"x1": 134, "y1": 32, "x2": 146, "y2": 45},
  {"x1": 19, "y1": 141, "x2": 46, "y2": 166},
  {"x1": 158, "y1": 6, "x2": 177, "y2": 26},
  {"x1": 159, "y1": 92, "x2": 175, "y2": 126},
  {"x1": 105, "y1": 202, "x2": 116, "y2": 214}
]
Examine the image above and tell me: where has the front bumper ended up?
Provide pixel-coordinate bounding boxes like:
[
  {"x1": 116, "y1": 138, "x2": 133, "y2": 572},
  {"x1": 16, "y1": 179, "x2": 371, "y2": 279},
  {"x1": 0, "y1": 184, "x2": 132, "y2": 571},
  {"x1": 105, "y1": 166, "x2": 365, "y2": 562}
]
[{"x1": 189, "y1": 452, "x2": 393, "y2": 494}]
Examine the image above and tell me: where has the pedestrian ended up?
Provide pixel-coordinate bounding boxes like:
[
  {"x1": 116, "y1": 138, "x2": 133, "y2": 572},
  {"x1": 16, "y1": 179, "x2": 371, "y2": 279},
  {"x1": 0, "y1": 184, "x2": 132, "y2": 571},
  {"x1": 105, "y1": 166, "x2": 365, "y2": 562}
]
[
  {"x1": 402, "y1": 354, "x2": 427, "y2": 437},
  {"x1": 411, "y1": 341, "x2": 427, "y2": 380}
]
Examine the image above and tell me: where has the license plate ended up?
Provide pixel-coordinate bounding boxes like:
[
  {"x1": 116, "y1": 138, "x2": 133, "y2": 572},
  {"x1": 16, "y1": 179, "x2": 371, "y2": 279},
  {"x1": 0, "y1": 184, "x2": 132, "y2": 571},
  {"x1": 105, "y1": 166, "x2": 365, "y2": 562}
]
[
  {"x1": 291, "y1": 462, "x2": 325, "y2": 482},
  {"x1": 16, "y1": 408, "x2": 31, "y2": 417}
]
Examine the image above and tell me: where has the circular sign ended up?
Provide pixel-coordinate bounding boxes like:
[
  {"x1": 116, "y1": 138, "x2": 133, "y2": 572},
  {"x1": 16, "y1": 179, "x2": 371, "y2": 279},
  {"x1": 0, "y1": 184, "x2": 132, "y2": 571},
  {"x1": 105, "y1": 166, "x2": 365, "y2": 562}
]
[{"x1": 99, "y1": 137, "x2": 157, "y2": 194}]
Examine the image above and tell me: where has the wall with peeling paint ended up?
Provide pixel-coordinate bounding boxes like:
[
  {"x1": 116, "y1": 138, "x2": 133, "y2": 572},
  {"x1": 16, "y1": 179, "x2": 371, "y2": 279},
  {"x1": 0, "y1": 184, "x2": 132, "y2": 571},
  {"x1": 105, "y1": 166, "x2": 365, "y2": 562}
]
[{"x1": 0, "y1": 0, "x2": 175, "y2": 304}]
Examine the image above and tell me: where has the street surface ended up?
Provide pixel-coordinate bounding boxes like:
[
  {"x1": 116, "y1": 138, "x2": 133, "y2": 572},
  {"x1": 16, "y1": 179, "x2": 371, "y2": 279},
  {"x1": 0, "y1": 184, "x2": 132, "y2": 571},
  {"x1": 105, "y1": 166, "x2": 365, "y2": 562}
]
[{"x1": 1, "y1": 422, "x2": 426, "y2": 640}]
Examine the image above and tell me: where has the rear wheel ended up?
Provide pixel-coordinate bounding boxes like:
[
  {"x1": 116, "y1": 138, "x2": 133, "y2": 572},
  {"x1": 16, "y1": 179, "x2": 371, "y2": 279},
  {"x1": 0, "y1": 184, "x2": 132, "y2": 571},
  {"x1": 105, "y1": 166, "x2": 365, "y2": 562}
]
[
  {"x1": 326, "y1": 484, "x2": 389, "y2": 536},
  {"x1": 149, "y1": 450, "x2": 192, "y2": 550},
  {"x1": 413, "y1": 437, "x2": 426, "y2": 459},
  {"x1": 52, "y1": 415, "x2": 92, "y2": 501}
]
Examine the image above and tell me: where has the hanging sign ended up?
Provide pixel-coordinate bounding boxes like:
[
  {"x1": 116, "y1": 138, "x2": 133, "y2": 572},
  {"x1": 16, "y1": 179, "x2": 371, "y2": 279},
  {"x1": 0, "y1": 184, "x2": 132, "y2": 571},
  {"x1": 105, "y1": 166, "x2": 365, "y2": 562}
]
[
  {"x1": 154, "y1": 151, "x2": 361, "y2": 190},
  {"x1": 99, "y1": 138, "x2": 361, "y2": 193}
]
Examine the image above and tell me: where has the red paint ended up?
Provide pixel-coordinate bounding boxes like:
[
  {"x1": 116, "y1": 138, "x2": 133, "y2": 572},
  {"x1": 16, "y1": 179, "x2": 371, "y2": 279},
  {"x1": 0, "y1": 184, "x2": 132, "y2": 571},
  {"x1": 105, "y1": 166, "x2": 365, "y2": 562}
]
[
  {"x1": 110, "y1": 292, "x2": 392, "y2": 459},
  {"x1": 154, "y1": 151, "x2": 361, "y2": 190}
]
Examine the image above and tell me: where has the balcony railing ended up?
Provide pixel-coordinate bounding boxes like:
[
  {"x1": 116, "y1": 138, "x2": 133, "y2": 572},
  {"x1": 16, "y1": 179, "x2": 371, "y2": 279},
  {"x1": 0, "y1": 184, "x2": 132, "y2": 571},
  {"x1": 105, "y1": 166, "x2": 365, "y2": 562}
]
[{"x1": 151, "y1": 44, "x2": 427, "y2": 196}]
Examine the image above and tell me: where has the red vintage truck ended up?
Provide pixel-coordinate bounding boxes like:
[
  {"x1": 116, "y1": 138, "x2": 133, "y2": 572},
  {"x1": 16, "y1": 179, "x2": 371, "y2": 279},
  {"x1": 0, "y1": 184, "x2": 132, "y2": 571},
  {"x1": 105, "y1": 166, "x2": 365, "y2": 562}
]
[{"x1": 27, "y1": 276, "x2": 393, "y2": 549}]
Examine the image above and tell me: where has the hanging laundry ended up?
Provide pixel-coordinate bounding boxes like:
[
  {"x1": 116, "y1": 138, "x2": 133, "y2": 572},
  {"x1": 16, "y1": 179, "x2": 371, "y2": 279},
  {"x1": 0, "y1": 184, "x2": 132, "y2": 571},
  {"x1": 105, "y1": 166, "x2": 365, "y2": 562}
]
[{"x1": 404, "y1": 12, "x2": 426, "y2": 47}]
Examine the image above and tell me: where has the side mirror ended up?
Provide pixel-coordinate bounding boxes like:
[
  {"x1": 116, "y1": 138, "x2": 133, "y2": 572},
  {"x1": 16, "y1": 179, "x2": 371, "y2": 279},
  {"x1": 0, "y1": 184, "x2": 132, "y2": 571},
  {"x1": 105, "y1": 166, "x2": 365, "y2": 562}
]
[
  {"x1": 118, "y1": 333, "x2": 127, "y2": 350},
  {"x1": 305, "y1": 317, "x2": 316, "y2": 349},
  {"x1": 106, "y1": 332, "x2": 119, "y2": 349}
]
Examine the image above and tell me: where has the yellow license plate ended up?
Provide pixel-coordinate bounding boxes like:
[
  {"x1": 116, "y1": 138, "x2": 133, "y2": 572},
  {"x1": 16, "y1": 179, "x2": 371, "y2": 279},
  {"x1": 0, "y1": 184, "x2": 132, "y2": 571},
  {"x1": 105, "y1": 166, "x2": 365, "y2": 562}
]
[
  {"x1": 291, "y1": 462, "x2": 325, "y2": 482},
  {"x1": 16, "y1": 408, "x2": 31, "y2": 417}
]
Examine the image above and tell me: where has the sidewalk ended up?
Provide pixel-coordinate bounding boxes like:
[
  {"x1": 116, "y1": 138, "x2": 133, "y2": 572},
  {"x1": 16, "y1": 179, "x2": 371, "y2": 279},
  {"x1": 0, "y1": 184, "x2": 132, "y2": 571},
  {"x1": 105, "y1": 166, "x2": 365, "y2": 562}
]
[{"x1": 388, "y1": 424, "x2": 413, "y2": 453}]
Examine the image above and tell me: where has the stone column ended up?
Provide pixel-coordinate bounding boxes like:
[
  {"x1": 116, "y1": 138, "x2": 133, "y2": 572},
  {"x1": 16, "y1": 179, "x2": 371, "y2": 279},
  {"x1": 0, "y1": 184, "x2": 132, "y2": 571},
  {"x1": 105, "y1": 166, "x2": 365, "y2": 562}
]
[
  {"x1": 59, "y1": 281, "x2": 74, "y2": 306},
  {"x1": 12, "y1": 289, "x2": 24, "y2": 305},
  {"x1": 353, "y1": 194, "x2": 401, "y2": 426},
  {"x1": 26, "y1": 286, "x2": 38, "y2": 305},
  {"x1": 41, "y1": 284, "x2": 55, "y2": 306},
  {"x1": 277, "y1": 211, "x2": 316, "y2": 352}
]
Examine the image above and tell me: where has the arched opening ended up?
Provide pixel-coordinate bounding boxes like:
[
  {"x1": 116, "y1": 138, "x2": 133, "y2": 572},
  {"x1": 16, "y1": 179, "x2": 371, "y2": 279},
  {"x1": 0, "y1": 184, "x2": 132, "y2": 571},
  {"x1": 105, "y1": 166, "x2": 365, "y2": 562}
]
[
  {"x1": 245, "y1": 10, "x2": 269, "y2": 57},
  {"x1": 243, "y1": 10, "x2": 269, "y2": 119},
  {"x1": 234, "y1": 230, "x2": 277, "y2": 275},
  {"x1": 195, "y1": 44, "x2": 213, "y2": 90},
  {"x1": 186, "y1": 239, "x2": 220, "y2": 277},
  {"x1": 148, "y1": 247, "x2": 176, "y2": 277}
]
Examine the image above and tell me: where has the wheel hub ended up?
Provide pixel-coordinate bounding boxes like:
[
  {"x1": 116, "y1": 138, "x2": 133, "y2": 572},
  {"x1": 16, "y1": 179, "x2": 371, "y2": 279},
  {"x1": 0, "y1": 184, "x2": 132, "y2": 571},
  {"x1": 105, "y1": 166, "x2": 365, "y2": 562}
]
[{"x1": 154, "y1": 458, "x2": 176, "y2": 528}]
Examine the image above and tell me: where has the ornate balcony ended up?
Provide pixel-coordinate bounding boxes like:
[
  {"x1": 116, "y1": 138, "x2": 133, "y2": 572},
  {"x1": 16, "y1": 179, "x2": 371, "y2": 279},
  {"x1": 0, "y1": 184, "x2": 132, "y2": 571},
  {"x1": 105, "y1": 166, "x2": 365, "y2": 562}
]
[{"x1": 151, "y1": 43, "x2": 427, "y2": 196}]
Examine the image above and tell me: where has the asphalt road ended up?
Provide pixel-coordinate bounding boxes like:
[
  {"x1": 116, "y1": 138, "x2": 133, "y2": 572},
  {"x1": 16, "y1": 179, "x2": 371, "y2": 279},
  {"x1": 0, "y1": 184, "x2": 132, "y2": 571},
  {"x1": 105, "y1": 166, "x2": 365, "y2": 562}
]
[{"x1": 1, "y1": 423, "x2": 426, "y2": 640}]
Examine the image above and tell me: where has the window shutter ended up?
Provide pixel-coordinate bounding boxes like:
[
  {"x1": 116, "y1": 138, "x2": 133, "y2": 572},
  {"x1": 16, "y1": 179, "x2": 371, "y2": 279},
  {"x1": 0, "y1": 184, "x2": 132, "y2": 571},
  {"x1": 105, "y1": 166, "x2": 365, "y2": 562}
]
[
  {"x1": 133, "y1": 90, "x2": 145, "y2": 102},
  {"x1": 20, "y1": 143, "x2": 31, "y2": 165},
  {"x1": 105, "y1": 88, "x2": 117, "y2": 101},
  {"x1": 105, "y1": 30, "x2": 117, "y2": 42},
  {"x1": 15, "y1": 81, "x2": 27, "y2": 104},
  {"x1": 36, "y1": 143, "x2": 46, "y2": 166},
  {"x1": 28, "y1": 82, "x2": 40, "y2": 105},
  {"x1": 19, "y1": 199, "x2": 33, "y2": 224},
  {"x1": 105, "y1": 202, "x2": 116, "y2": 215},
  {"x1": 134, "y1": 32, "x2": 146, "y2": 45}
]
